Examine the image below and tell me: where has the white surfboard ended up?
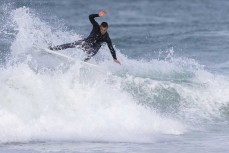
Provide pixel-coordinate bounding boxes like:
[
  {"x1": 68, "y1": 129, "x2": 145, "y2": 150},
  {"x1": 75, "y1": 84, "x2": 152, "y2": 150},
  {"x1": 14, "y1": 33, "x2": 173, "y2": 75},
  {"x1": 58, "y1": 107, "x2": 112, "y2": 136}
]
[{"x1": 33, "y1": 47, "x2": 100, "y2": 68}]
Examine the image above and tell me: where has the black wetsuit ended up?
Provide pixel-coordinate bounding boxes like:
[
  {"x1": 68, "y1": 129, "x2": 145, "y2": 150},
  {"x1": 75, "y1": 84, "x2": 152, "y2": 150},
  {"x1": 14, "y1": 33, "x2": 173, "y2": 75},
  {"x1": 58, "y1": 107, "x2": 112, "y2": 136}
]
[{"x1": 50, "y1": 14, "x2": 117, "y2": 61}]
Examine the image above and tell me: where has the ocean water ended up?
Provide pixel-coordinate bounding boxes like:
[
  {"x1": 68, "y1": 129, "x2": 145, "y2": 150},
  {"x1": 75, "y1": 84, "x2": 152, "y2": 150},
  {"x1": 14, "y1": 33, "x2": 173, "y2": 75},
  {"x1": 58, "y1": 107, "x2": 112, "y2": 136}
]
[{"x1": 0, "y1": 0, "x2": 229, "y2": 152}]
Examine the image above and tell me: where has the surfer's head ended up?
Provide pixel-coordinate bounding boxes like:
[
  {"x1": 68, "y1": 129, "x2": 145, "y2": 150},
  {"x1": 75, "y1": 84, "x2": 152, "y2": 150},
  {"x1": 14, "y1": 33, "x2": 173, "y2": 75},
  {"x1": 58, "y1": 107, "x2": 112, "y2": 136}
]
[{"x1": 100, "y1": 22, "x2": 108, "y2": 35}]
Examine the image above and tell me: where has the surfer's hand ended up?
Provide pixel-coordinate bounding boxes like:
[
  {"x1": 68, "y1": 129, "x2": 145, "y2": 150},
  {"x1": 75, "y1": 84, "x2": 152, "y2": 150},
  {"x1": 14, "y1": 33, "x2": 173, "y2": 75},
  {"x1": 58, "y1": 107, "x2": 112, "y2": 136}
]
[
  {"x1": 99, "y1": 10, "x2": 107, "y2": 17},
  {"x1": 114, "y1": 59, "x2": 121, "y2": 65}
]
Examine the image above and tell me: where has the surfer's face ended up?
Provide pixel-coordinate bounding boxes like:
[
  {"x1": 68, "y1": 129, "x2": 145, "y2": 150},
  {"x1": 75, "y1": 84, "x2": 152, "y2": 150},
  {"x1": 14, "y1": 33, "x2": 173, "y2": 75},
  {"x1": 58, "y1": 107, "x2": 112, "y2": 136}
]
[{"x1": 100, "y1": 26, "x2": 108, "y2": 35}]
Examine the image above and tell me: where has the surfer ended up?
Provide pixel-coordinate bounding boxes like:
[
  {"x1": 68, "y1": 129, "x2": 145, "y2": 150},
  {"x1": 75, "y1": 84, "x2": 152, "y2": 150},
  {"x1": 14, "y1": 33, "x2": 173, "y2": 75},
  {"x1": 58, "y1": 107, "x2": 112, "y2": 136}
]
[{"x1": 49, "y1": 10, "x2": 121, "y2": 64}]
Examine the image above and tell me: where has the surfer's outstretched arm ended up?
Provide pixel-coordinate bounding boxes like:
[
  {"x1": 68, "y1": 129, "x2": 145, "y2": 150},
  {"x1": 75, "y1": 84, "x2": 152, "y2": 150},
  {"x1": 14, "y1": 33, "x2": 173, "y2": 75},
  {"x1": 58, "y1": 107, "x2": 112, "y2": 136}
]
[
  {"x1": 89, "y1": 10, "x2": 107, "y2": 27},
  {"x1": 106, "y1": 36, "x2": 121, "y2": 65},
  {"x1": 89, "y1": 14, "x2": 99, "y2": 27}
]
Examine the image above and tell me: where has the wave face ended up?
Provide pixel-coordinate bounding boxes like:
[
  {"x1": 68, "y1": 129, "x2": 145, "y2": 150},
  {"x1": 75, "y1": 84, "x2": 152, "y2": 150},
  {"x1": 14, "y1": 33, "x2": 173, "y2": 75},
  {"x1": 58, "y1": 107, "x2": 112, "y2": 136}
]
[{"x1": 0, "y1": 5, "x2": 229, "y2": 143}]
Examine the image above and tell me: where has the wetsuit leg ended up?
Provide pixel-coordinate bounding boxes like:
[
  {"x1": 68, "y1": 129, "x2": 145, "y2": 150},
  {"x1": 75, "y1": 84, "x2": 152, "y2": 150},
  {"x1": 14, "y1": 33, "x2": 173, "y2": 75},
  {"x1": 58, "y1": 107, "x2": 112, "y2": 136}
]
[
  {"x1": 83, "y1": 47, "x2": 100, "y2": 62},
  {"x1": 50, "y1": 40, "x2": 83, "y2": 50}
]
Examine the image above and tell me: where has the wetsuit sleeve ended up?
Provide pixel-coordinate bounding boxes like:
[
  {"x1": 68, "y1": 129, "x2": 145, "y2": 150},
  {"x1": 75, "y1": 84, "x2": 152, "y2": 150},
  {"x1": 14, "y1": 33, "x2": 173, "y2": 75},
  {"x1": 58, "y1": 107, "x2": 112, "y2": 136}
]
[
  {"x1": 89, "y1": 14, "x2": 99, "y2": 26},
  {"x1": 106, "y1": 37, "x2": 117, "y2": 60}
]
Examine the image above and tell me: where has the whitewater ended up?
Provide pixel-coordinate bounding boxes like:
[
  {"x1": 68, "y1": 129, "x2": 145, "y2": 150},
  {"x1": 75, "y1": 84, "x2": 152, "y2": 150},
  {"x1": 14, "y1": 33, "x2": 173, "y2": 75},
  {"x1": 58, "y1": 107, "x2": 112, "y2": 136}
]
[{"x1": 0, "y1": 2, "x2": 229, "y2": 153}]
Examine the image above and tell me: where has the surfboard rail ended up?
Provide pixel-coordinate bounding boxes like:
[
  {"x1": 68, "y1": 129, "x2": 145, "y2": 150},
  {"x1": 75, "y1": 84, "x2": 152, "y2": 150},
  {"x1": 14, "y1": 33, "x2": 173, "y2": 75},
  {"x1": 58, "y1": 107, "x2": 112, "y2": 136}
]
[{"x1": 32, "y1": 46, "x2": 101, "y2": 68}]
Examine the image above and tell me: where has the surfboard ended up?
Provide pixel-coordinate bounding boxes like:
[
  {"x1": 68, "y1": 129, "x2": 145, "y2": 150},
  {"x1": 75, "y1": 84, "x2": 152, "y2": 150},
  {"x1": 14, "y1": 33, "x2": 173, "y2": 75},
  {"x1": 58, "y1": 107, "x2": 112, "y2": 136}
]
[{"x1": 33, "y1": 47, "x2": 100, "y2": 68}]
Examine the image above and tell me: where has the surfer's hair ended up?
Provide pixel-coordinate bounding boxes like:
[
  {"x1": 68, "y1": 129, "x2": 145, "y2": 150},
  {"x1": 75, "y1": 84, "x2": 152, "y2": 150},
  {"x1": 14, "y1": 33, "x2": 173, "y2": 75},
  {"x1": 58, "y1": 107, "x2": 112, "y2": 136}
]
[{"x1": 101, "y1": 22, "x2": 108, "y2": 28}]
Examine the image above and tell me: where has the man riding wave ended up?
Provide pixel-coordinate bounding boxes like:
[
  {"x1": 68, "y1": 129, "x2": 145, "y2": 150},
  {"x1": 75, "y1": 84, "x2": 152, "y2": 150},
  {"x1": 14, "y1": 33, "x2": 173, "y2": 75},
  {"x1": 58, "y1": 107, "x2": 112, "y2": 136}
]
[{"x1": 49, "y1": 10, "x2": 121, "y2": 64}]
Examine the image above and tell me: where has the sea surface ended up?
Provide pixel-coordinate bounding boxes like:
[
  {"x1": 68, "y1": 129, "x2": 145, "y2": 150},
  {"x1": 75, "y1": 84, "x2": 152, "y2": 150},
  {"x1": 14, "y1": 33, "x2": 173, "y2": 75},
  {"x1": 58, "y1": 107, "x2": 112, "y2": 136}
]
[{"x1": 0, "y1": 0, "x2": 229, "y2": 152}]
